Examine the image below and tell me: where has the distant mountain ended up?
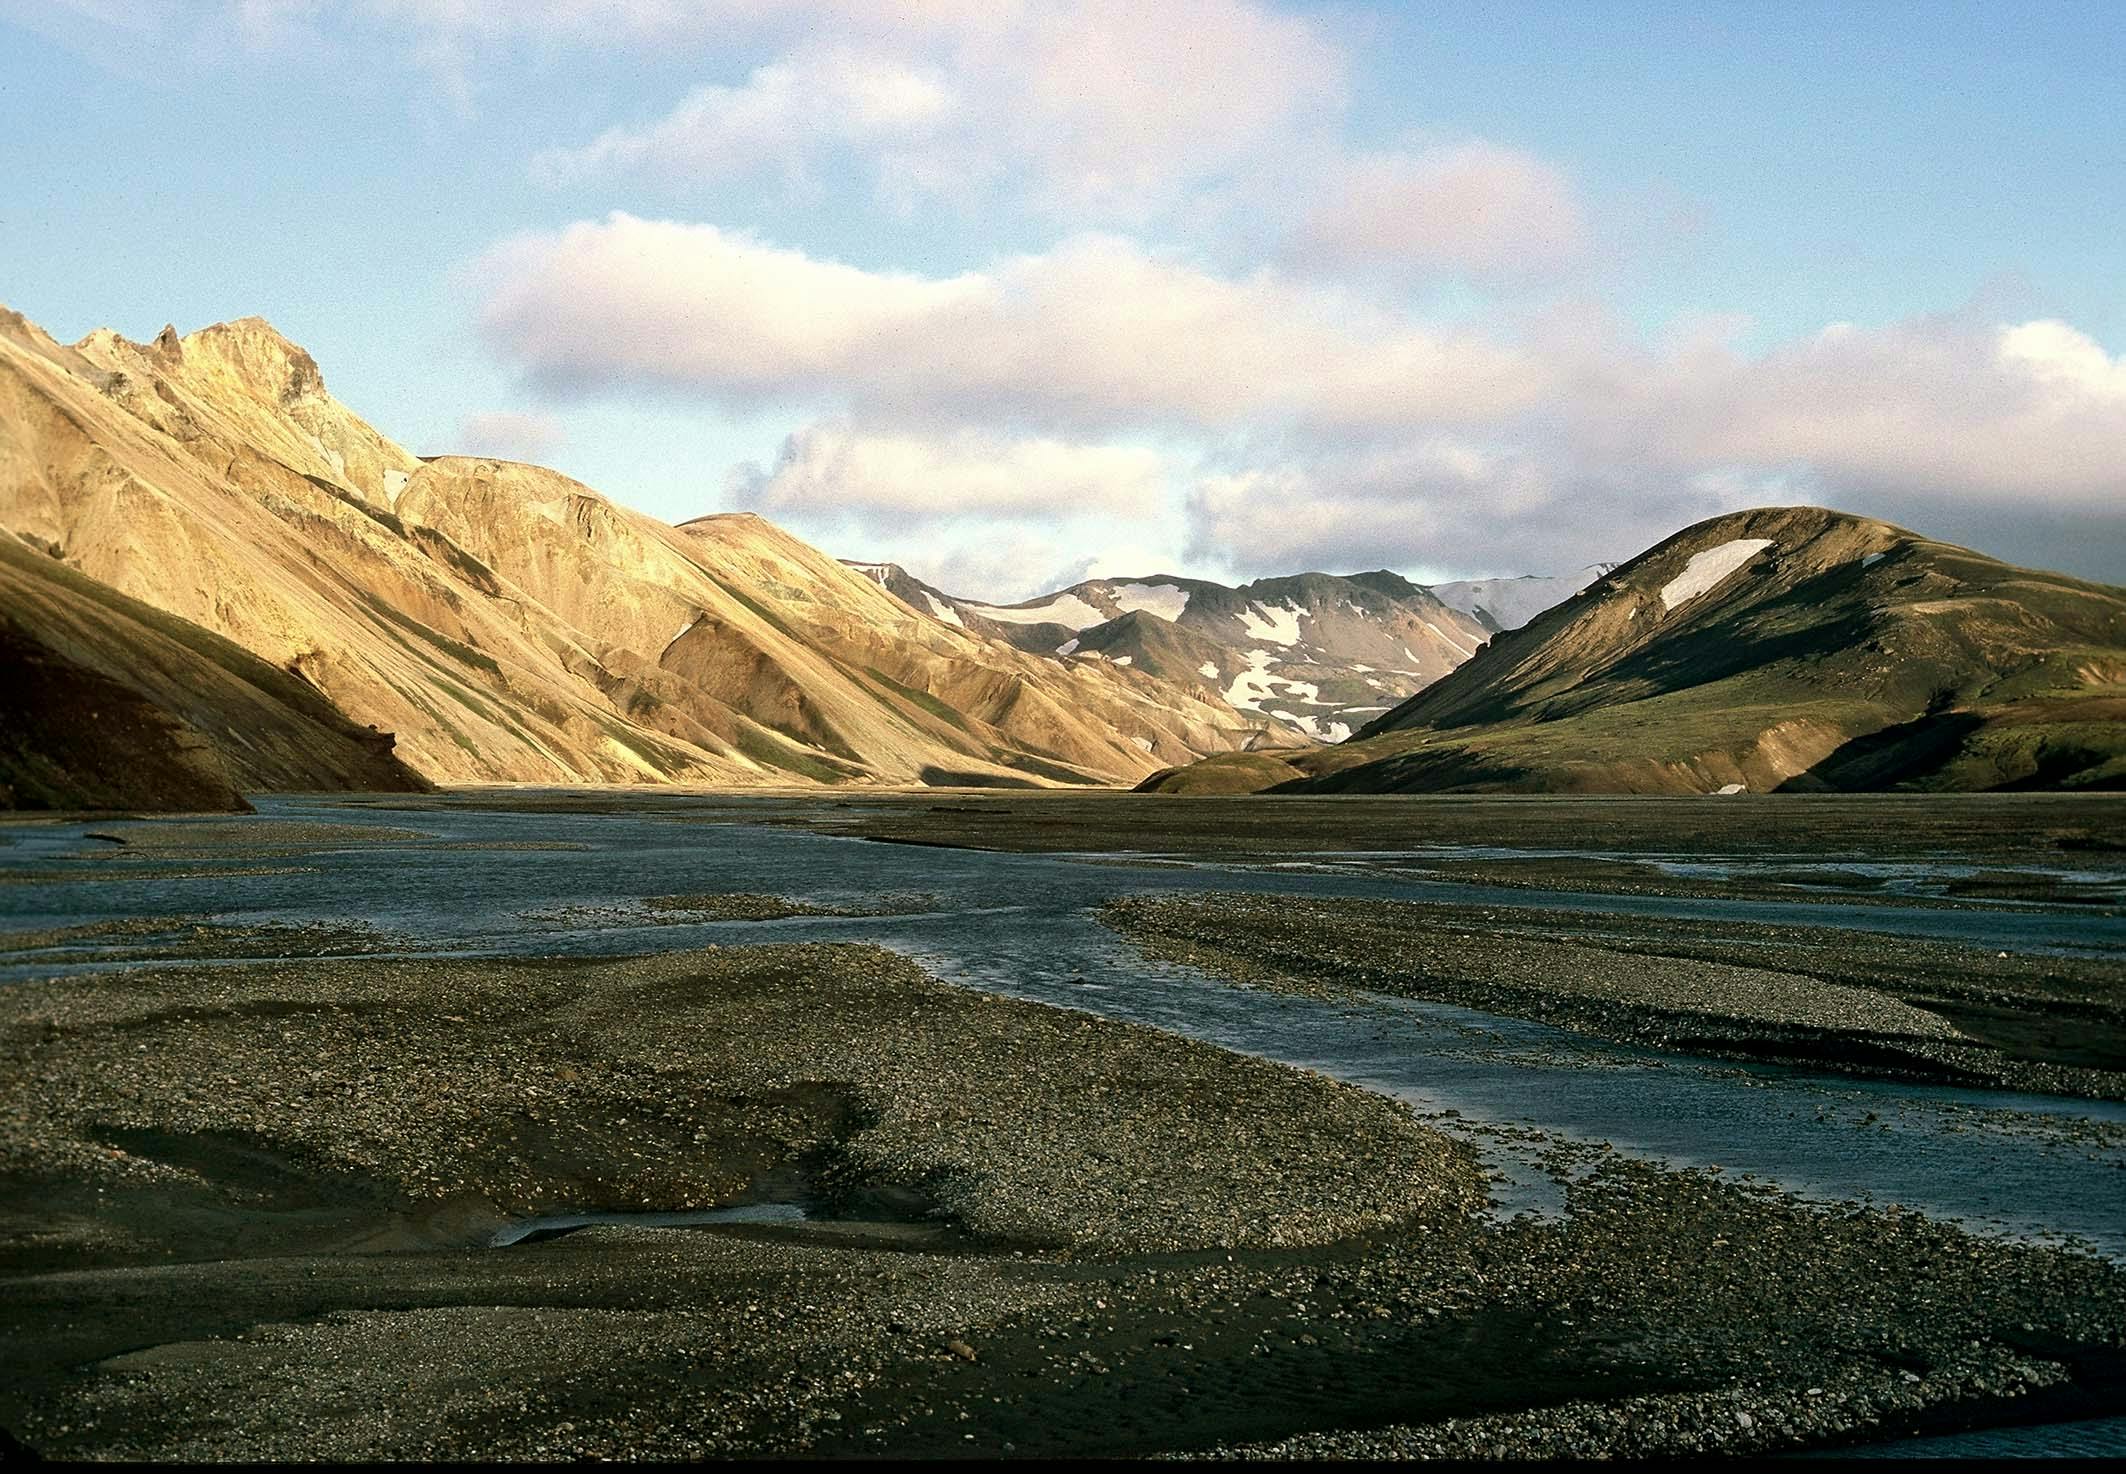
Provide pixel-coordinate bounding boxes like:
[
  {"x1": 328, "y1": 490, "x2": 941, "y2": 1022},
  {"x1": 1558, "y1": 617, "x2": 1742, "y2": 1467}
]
[
  {"x1": 0, "y1": 305, "x2": 1277, "y2": 796},
  {"x1": 1, "y1": 532, "x2": 429, "y2": 810},
  {"x1": 846, "y1": 564, "x2": 1494, "y2": 742},
  {"x1": 1141, "y1": 506, "x2": 2126, "y2": 794},
  {"x1": 1430, "y1": 565, "x2": 1616, "y2": 634}
]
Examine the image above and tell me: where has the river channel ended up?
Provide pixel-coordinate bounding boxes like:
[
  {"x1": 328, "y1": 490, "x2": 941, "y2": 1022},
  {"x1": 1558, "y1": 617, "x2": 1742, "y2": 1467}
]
[{"x1": 5, "y1": 795, "x2": 2122, "y2": 1265}]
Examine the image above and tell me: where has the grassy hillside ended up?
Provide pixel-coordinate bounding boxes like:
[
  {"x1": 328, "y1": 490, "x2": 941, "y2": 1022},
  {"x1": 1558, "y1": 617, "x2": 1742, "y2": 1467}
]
[{"x1": 1140, "y1": 507, "x2": 2126, "y2": 795}]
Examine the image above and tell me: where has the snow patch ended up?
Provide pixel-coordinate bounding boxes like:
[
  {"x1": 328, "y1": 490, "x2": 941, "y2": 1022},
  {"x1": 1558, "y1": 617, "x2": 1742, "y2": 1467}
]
[
  {"x1": 663, "y1": 617, "x2": 699, "y2": 652},
  {"x1": 843, "y1": 561, "x2": 892, "y2": 586},
  {"x1": 1263, "y1": 709, "x2": 1348, "y2": 742},
  {"x1": 1420, "y1": 619, "x2": 1475, "y2": 660},
  {"x1": 1861, "y1": 552, "x2": 1886, "y2": 569},
  {"x1": 921, "y1": 592, "x2": 964, "y2": 627},
  {"x1": 1223, "y1": 649, "x2": 1280, "y2": 712},
  {"x1": 1110, "y1": 582, "x2": 1189, "y2": 622},
  {"x1": 1661, "y1": 539, "x2": 1773, "y2": 610},
  {"x1": 1198, "y1": 661, "x2": 1220, "y2": 679},
  {"x1": 1055, "y1": 638, "x2": 1081, "y2": 656},
  {"x1": 1235, "y1": 600, "x2": 1305, "y2": 645},
  {"x1": 965, "y1": 592, "x2": 1107, "y2": 629},
  {"x1": 1131, "y1": 736, "x2": 1155, "y2": 753},
  {"x1": 1717, "y1": 782, "x2": 1748, "y2": 795},
  {"x1": 1111, "y1": 654, "x2": 1133, "y2": 666}
]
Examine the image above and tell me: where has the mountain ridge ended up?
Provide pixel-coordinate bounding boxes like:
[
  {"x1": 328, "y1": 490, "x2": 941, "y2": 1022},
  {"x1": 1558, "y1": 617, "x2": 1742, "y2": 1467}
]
[
  {"x1": 0, "y1": 306, "x2": 1279, "y2": 799},
  {"x1": 847, "y1": 561, "x2": 1503, "y2": 742},
  {"x1": 1141, "y1": 506, "x2": 2126, "y2": 795},
  {"x1": 0, "y1": 530, "x2": 430, "y2": 810}
]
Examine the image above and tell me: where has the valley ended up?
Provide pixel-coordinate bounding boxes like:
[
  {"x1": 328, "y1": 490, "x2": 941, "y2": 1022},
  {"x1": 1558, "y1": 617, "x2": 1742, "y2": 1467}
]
[
  {"x1": 3, "y1": 791, "x2": 2122, "y2": 1459},
  {"x1": 7, "y1": 3, "x2": 2120, "y2": 1461},
  {"x1": 2, "y1": 311, "x2": 2122, "y2": 1462}
]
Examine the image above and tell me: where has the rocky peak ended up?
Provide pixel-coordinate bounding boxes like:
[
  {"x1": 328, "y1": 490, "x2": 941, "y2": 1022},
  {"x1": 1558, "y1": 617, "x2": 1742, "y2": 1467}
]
[{"x1": 179, "y1": 317, "x2": 326, "y2": 407}]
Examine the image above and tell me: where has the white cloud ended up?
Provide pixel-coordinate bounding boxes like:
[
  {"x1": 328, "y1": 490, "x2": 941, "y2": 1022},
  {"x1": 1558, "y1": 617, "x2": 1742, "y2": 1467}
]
[
  {"x1": 1998, "y1": 319, "x2": 2126, "y2": 403},
  {"x1": 1294, "y1": 142, "x2": 1588, "y2": 279},
  {"x1": 518, "y1": 0, "x2": 1344, "y2": 216},
  {"x1": 457, "y1": 409, "x2": 565, "y2": 460},
  {"x1": 476, "y1": 214, "x2": 1540, "y2": 432},
  {"x1": 530, "y1": 48, "x2": 957, "y2": 190},
  {"x1": 1182, "y1": 311, "x2": 2126, "y2": 578},
  {"x1": 1593, "y1": 311, "x2": 2126, "y2": 510},
  {"x1": 126, "y1": 2, "x2": 1336, "y2": 212},
  {"x1": 729, "y1": 423, "x2": 1169, "y2": 525},
  {"x1": 479, "y1": 212, "x2": 2125, "y2": 578},
  {"x1": 900, "y1": 529, "x2": 1123, "y2": 606},
  {"x1": 1185, "y1": 438, "x2": 1596, "y2": 576},
  {"x1": 968, "y1": 0, "x2": 1345, "y2": 215}
]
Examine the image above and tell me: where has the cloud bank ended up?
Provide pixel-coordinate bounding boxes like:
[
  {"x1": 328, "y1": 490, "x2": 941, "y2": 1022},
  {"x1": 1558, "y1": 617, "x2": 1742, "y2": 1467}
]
[
  {"x1": 729, "y1": 423, "x2": 1169, "y2": 526},
  {"x1": 477, "y1": 214, "x2": 1538, "y2": 433},
  {"x1": 476, "y1": 211, "x2": 2125, "y2": 579}
]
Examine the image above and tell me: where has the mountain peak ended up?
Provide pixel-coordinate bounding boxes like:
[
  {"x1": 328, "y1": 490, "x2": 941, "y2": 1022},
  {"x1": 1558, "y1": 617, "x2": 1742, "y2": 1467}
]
[{"x1": 178, "y1": 317, "x2": 326, "y2": 406}]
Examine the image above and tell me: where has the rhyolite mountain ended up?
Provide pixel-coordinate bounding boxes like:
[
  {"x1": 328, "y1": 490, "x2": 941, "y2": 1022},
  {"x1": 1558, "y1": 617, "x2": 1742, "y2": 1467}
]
[
  {"x1": 1141, "y1": 506, "x2": 2126, "y2": 795},
  {"x1": 846, "y1": 562, "x2": 1496, "y2": 742},
  {"x1": 0, "y1": 306, "x2": 1282, "y2": 803},
  {"x1": 0, "y1": 531, "x2": 430, "y2": 810}
]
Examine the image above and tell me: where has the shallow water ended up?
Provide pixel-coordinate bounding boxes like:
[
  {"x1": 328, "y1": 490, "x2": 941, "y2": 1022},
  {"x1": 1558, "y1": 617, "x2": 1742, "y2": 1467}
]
[
  {"x1": 5, "y1": 797, "x2": 2123, "y2": 1260},
  {"x1": 490, "y1": 1204, "x2": 807, "y2": 1247},
  {"x1": 1802, "y1": 1413, "x2": 2126, "y2": 1459}
]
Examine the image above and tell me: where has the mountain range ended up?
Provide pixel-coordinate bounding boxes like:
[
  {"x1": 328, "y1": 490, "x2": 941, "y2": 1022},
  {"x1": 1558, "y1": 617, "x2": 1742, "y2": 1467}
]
[
  {"x1": 848, "y1": 563, "x2": 1514, "y2": 742},
  {"x1": 5, "y1": 306, "x2": 2118, "y2": 810},
  {"x1": 0, "y1": 307, "x2": 1296, "y2": 806},
  {"x1": 1142, "y1": 505, "x2": 2126, "y2": 794}
]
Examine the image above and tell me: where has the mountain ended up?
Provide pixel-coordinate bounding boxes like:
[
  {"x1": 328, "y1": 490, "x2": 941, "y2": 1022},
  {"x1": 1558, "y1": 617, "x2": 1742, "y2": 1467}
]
[
  {"x1": 847, "y1": 563, "x2": 1494, "y2": 742},
  {"x1": 1430, "y1": 564, "x2": 1617, "y2": 634},
  {"x1": 1, "y1": 531, "x2": 429, "y2": 810},
  {"x1": 1140, "y1": 506, "x2": 2126, "y2": 794},
  {"x1": 0, "y1": 306, "x2": 1273, "y2": 793}
]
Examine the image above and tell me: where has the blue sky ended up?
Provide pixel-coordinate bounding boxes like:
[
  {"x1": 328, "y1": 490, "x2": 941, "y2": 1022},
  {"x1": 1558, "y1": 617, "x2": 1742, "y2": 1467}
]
[{"x1": 3, "y1": 0, "x2": 2120, "y2": 595}]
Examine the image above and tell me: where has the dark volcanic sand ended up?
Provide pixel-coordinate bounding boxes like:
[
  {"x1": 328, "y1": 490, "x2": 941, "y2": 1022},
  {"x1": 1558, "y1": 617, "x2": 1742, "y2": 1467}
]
[
  {"x1": 3, "y1": 791, "x2": 2124, "y2": 1458},
  {"x1": 1, "y1": 935, "x2": 2123, "y2": 1459}
]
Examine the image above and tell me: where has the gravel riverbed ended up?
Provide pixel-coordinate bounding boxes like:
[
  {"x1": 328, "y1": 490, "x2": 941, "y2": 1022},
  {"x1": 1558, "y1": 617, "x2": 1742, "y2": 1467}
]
[
  {"x1": 3, "y1": 935, "x2": 2123, "y2": 1459},
  {"x1": 1102, "y1": 891, "x2": 2126, "y2": 1099}
]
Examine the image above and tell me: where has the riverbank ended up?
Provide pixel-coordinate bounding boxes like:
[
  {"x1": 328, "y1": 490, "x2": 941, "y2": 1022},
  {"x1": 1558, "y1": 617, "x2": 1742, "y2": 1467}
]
[
  {"x1": 4, "y1": 935, "x2": 2124, "y2": 1459},
  {"x1": 1101, "y1": 891, "x2": 2126, "y2": 1100}
]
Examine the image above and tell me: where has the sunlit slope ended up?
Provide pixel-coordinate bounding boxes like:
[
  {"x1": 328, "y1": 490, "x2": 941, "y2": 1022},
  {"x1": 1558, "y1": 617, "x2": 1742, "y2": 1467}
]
[
  {"x1": 0, "y1": 533, "x2": 430, "y2": 810},
  {"x1": 0, "y1": 306, "x2": 1271, "y2": 788},
  {"x1": 677, "y1": 514, "x2": 1266, "y2": 778},
  {"x1": 1142, "y1": 506, "x2": 2126, "y2": 794}
]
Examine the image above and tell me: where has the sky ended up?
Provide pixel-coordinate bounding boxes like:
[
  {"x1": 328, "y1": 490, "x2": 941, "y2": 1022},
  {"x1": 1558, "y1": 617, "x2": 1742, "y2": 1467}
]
[{"x1": 2, "y1": 1, "x2": 2121, "y2": 598}]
